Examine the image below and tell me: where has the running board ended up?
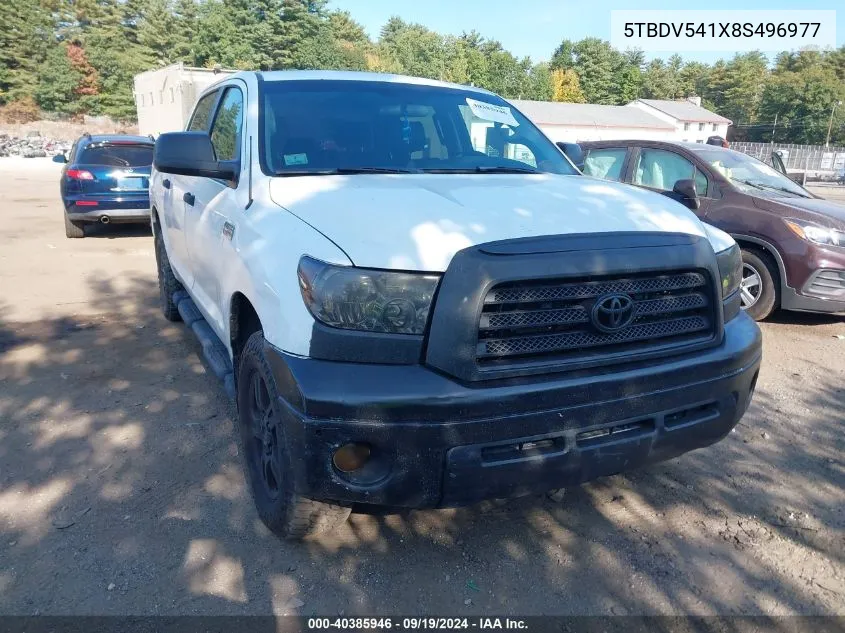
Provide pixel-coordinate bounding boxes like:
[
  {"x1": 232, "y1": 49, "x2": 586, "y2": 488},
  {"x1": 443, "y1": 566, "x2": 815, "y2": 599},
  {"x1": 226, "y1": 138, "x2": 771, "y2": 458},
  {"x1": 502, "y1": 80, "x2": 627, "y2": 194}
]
[{"x1": 174, "y1": 291, "x2": 236, "y2": 401}]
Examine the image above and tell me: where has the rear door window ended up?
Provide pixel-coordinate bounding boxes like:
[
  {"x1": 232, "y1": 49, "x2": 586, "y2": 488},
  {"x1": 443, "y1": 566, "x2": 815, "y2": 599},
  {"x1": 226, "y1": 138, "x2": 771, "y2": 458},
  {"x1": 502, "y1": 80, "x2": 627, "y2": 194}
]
[
  {"x1": 77, "y1": 144, "x2": 153, "y2": 167},
  {"x1": 583, "y1": 148, "x2": 627, "y2": 181}
]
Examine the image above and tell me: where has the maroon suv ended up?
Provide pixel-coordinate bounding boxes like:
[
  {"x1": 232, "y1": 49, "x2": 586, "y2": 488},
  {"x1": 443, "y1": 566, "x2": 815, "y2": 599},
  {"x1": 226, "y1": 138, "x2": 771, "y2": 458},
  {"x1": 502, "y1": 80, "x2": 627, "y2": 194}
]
[{"x1": 570, "y1": 140, "x2": 845, "y2": 320}]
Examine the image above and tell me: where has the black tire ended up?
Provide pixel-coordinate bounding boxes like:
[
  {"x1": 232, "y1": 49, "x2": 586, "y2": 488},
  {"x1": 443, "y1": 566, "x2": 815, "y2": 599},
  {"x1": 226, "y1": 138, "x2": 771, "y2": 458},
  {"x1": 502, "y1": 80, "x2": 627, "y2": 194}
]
[
  {"x1": 64, "y1": 211, "x2": 84, "y2": 238},
  {"x1": 153, "y1": 220, "x2": 183, "y2": 322},
  {"x1": 237, "y1": 330, "x2": 351, "y2": 540},
  {"x1": 740, "y1": 248, "x2": 779, "y2": 321}
]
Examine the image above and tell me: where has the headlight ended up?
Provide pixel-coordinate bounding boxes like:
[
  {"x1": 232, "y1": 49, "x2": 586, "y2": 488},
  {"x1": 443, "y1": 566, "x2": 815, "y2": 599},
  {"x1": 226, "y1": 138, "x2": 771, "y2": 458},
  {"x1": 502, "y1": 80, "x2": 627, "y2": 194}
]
[
  {"x1": 297, "y1": 256, "x2": 440, "y2": 335},
  {"x1": 716, "y1": 243, "x2": 742, "y2": 298},
  {"x1": 784, "y1": 219, "x2": 845, "y2": 246}
]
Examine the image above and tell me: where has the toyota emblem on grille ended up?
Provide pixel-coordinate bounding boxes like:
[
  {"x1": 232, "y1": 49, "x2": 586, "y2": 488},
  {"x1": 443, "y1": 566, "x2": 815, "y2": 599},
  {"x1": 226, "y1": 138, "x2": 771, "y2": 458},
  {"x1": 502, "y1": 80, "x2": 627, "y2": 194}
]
[{"x1": 591, "y1": 293, "x2": 635, "y2": 333}]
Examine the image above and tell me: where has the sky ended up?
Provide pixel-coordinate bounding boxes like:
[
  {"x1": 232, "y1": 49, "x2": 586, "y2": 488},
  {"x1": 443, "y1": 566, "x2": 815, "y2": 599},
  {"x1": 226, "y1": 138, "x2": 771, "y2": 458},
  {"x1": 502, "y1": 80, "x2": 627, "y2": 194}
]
[{"x1": 332, "y1": 0, "x2": 844, "y2": 64}]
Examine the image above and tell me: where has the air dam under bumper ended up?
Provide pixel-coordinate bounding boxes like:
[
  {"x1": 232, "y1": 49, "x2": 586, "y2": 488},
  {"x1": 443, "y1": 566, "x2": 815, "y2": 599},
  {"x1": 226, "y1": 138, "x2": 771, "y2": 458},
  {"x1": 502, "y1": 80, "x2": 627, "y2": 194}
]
[{"x1": 267, "y1": 312, "x2": 762, "y2": 509}]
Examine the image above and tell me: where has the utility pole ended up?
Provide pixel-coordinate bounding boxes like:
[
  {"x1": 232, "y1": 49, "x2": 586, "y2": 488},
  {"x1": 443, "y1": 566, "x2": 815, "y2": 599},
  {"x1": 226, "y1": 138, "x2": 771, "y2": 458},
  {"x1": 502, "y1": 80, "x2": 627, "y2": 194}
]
[{"x1": 826, "y1": 100, "x2": 842, "y2": 148}]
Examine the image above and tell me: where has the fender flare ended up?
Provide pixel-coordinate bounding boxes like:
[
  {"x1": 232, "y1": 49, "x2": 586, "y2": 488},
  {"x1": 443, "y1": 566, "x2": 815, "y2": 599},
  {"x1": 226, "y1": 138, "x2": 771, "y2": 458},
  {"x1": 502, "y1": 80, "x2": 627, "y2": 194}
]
[{"x1": 730, "y1": 233, "x2": 791, "y2": 294}]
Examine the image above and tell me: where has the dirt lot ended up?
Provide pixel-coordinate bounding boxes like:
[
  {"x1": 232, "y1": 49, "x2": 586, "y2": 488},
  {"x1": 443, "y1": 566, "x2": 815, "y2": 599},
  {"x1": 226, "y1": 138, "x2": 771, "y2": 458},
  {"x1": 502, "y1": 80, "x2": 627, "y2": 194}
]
[{"x1": 0, "y1": 159, "x2": 843, "y2": 617}]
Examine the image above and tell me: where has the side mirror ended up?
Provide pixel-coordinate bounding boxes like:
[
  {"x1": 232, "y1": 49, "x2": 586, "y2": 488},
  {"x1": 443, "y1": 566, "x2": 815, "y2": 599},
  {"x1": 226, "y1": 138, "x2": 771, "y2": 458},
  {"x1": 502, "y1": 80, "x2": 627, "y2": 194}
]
[
  {"x1": 556, "y1": 142, "x2": 584, "y2": 170},
  {"x1": 153, "y1": 131, "x2": 237, "y2": 183},
  {"x1": 52, "y1": 153, "x2": 67, "y2": 164},
  {"x1": 673, "y1": 179, "x2": 700, "y2": 210},
  {"x1": 771, "y1": 151, "x2": 788, "y2": 176}
]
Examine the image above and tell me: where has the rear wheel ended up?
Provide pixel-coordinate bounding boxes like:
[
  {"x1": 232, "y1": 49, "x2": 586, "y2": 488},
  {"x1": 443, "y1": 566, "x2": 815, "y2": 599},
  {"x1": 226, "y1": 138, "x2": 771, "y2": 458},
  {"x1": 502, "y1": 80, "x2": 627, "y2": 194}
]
[
  {"x1": 64, "y1": 211, "x2": 84, "y2": 238},
  {"x1": 237, "y1": 331, "x2": 351, "y2": 540},
  {"x1": 740, "y1": 249, "x2": 778, "y2": 321},
  {"x1": 153, "y1": 220, "x2": 183, "y2": 321}
]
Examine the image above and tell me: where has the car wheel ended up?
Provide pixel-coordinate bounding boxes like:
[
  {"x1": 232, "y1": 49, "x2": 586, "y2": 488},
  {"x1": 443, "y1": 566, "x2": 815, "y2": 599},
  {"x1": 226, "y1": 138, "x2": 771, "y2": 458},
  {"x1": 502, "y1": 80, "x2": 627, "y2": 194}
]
[
  {"x1": 740, "y1": 249, "x2": 778, "y2": 321},
  {"x1": 153, "y1": 223, "x2": 183, "y2": 322},
  {"x1": 237, "y1": 330, "x2": 351, "y2": 540},
  {"x1": 64, "y1": 211, "x2": 84, "y2": 238}
]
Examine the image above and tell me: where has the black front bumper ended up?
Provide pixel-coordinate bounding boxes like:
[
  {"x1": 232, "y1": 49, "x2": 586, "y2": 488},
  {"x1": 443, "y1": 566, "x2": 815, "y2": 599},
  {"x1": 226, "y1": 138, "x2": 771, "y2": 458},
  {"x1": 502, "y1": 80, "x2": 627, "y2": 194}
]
[{"x1": 267, "y1": 312, "x2": 762, "y2": 509}]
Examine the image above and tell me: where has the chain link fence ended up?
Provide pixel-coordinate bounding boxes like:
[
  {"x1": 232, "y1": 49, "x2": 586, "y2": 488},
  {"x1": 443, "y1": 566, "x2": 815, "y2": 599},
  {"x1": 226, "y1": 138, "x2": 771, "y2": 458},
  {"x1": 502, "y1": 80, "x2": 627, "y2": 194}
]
[{"x1": 730, "y1": 142, "x2": 845, "y2": 183}]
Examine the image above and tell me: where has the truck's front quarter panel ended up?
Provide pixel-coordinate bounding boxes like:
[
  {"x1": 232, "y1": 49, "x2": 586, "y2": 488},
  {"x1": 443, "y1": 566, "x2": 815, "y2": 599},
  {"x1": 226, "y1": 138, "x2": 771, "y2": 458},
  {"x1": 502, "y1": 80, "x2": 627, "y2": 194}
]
[{"x1": 221, "y1": 177, "x2": 353, "y2": 359}]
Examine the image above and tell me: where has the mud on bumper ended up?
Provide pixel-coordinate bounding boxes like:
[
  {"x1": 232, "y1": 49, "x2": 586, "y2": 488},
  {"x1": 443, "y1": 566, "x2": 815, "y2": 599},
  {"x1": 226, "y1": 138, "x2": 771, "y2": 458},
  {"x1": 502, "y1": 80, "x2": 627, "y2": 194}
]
[{"x1": 267, "y1": 313, "x2": 762, "y2": 509}]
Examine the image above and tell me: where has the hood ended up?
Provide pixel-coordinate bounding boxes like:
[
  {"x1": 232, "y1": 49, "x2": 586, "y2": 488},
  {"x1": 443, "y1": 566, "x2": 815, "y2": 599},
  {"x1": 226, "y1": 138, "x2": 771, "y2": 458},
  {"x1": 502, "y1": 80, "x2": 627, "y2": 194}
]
[
  {"x1": 269, "y1": 173, "x2": 709, "y2": 271},
  {"x1": 753, "y1": 195, "x2": 845, "y2": 229}
]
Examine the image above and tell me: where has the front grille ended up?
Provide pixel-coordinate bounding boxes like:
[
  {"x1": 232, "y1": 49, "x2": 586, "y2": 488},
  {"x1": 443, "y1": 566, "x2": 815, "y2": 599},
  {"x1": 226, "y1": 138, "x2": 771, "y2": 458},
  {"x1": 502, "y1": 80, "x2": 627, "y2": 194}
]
[{"x1": 477, "y1": 271, "x2": 715, "y2": 365}]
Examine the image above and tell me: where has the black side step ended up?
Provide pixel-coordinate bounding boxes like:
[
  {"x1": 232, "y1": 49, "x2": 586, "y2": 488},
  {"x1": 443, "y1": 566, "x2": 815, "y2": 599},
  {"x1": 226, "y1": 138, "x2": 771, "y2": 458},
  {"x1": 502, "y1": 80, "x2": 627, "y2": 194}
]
[{"x1": 174, "y1": 291, "x2": 236, "y2": 400}]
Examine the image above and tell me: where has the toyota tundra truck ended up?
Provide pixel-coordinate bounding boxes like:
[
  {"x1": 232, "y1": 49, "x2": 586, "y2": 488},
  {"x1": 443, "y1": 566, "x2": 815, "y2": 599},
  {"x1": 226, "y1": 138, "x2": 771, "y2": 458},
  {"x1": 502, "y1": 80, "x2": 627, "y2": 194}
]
[{"x1": 150, "y1": 71, "x2": 762, "y2": 539}]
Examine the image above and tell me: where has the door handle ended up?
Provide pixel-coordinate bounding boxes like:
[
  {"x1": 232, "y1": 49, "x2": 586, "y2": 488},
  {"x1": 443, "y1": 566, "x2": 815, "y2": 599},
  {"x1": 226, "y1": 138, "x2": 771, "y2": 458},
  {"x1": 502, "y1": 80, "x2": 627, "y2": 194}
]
[
  {"x1": 183, "y1": 192, "x2": 195, "y2": 206},
  {"x1": 162, "y1": 178, "x2": 171, "y2": 189}
]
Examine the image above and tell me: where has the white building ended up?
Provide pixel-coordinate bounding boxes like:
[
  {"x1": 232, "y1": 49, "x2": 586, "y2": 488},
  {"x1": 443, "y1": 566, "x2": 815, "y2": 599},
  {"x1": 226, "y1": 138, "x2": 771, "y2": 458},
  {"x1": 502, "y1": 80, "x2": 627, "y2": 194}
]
[
  {"x1": 133, "y1": 63, "x2": 234, "y2": 136},
  {"x1": 628, "y1": 97, "x2": 732, "y2": 144},
  {"x1": 510, "y1": 100, "x2": 676, "y2": 142},
  {"x1": 510, "y1": 97, "x2": 731, "y2": 144}
]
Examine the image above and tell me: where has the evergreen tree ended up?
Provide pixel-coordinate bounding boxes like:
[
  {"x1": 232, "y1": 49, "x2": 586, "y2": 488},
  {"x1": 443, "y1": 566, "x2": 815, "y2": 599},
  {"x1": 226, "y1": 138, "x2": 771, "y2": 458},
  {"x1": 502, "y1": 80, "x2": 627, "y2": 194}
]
[
  {"x1": 34, "y1": 44, "x2": 81, "y2": 113},
  {"x1": 0, "y1": 0, "x2": 53, "y2": 103},
  {"x1": 137, "y1": 0, "x2": 180, "y2": 66}
]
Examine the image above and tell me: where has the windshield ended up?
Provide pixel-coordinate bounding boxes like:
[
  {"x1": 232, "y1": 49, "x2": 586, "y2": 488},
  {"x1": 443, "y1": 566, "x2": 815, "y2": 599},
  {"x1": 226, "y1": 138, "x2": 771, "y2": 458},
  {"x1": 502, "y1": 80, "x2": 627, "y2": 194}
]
[
  {"x1": 696, "y1": 148, "x2": 811, "y2": 198},
  {"x1": 78, "y1": 144, "x2": 153, "y2": 167},
  {"x1": 260, "y1": 80, "x2": 577, "y2": 176}
]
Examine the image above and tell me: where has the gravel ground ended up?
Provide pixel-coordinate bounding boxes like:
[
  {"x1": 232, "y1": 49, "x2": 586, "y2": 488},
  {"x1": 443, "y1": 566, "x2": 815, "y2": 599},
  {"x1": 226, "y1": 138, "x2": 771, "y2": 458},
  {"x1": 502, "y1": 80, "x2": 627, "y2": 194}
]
[{"x1": 0, "y1": 159, "x2": 843, "y2": 617}]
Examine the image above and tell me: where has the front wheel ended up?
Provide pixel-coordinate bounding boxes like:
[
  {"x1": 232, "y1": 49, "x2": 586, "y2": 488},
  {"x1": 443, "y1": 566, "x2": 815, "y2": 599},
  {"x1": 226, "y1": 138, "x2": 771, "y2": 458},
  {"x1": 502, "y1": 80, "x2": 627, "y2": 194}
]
[
  {"x1": 154, "y1": 224, "x2": 183, "y2": 322},
  {"x1": 237, "y1": 331, "x2": 351, "y2": 540},
  {"x1": 739, "y1": 249, "x2": 778, "y2": 321}
]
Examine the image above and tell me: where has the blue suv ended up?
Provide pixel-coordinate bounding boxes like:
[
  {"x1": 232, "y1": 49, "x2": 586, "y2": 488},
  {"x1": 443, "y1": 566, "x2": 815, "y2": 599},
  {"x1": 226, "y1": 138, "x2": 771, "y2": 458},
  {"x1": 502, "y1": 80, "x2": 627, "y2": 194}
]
[{"x1": 55, "y1": 134, "x2": 154, "y2": 238}]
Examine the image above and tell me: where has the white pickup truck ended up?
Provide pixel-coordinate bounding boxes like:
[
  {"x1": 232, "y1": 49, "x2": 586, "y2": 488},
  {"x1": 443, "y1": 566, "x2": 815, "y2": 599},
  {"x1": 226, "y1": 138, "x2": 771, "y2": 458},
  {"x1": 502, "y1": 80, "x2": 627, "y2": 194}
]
[{"x1": 150, "y1": 70, "x2": 762, "y2": 539}]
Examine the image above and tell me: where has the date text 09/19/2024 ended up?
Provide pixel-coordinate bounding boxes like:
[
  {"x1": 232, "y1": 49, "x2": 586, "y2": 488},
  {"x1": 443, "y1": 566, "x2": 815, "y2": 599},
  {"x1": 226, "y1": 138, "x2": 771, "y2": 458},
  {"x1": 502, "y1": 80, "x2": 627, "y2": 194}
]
[{"x1": 306, "y1": 618, "x2": 528, "y2": 630}]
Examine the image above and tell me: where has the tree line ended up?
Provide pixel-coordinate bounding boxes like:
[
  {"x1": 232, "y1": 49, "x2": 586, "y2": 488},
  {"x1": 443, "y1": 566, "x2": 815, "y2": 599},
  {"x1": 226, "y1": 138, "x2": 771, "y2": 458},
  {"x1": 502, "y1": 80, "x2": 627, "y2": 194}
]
[{"x1": 1, "y1": 0, "x2": 844, "y2": 145}]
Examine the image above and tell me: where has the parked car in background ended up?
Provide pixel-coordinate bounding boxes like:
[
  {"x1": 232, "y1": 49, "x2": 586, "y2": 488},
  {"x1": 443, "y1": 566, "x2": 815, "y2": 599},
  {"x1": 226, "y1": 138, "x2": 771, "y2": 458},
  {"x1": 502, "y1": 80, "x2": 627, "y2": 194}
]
[
  {"x1": 569, "y1": 140, "x2": 845, "y2": 320},
  {"x1": 54, "y1": 134, "x2": 154, "y2": 238},
  {"x1": 149, "y1": 71, "x2": 761, "y2": 539}
]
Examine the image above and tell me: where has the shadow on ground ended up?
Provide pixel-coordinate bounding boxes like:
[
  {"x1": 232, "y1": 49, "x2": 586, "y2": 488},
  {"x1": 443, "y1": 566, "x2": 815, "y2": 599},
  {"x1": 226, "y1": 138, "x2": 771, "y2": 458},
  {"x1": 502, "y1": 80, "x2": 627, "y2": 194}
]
[
  {"x1": 766, "y1": 309, "x2": 844, "y2": 327},
  {"x1": 80, "y1": 223, "x2": 152, "y2": 240},
  {"x1": 0, "y1": 277, "x2": 842, "y2": 618}
]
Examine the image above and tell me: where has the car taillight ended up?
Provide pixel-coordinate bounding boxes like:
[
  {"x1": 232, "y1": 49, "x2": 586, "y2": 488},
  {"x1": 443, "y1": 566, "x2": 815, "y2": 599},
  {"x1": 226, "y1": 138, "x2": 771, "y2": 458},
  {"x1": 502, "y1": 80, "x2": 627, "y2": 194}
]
[{"x1": 66, "y1": 169, "x2": 94, "y2": 180}]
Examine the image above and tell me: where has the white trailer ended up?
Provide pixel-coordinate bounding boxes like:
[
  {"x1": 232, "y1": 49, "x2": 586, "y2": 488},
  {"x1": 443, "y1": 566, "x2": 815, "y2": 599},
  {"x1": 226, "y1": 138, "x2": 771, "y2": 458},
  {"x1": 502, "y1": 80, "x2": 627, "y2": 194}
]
[{"x1": 133, "y1": 63, "x2": 234, "y2": 137}]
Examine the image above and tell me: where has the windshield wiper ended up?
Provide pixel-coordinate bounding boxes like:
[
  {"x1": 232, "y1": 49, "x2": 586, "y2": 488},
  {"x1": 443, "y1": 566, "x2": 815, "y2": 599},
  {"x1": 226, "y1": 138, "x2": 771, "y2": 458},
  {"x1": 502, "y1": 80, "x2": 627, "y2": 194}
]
[
  {"x1": 735, "y1": 179, "x2": 809, "y2": 198},
  {"x1": 335, "y1": 167, "x2": 418, "y2": 174},
  {"x1": 273, "y1": 167, "x2": 417, "y2": 176},
  {"x1": 755, "y1": 183, "x2": 810, "y2": 198},
  {"x1": 422, "y1": 166, "x2": 538, "y2": 174},
  {"x1": 732, "y1": 179, "x2": 769, "y2": 192},
  {"x1": 474, "y1": 165, "x2": 538, "y2": 174}
]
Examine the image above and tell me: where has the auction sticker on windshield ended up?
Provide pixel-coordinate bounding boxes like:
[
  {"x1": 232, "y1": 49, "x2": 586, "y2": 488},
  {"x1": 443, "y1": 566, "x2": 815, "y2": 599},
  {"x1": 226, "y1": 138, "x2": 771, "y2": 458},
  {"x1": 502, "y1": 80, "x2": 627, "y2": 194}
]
[{"x1": 466, "y1": 98, "x2": 518, "y2": 126}]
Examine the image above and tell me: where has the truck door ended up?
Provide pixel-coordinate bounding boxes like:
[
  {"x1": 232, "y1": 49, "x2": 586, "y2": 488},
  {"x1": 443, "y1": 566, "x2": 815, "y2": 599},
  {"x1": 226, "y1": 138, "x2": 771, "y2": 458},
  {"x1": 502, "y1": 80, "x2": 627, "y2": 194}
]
[
  {"x1": 182, "y1": 84, "x2": 247, "y2": 338},
  {"x1": 163, "y1": 89, "x2": 221, "y2": 289}
]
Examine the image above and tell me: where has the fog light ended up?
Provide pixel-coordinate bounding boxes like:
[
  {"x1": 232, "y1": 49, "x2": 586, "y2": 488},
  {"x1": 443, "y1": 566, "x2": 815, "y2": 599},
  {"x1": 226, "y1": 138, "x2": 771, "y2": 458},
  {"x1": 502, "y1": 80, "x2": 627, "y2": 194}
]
[{"x1": 332, "y1": 443, "x2": 371, "y2": 473}]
